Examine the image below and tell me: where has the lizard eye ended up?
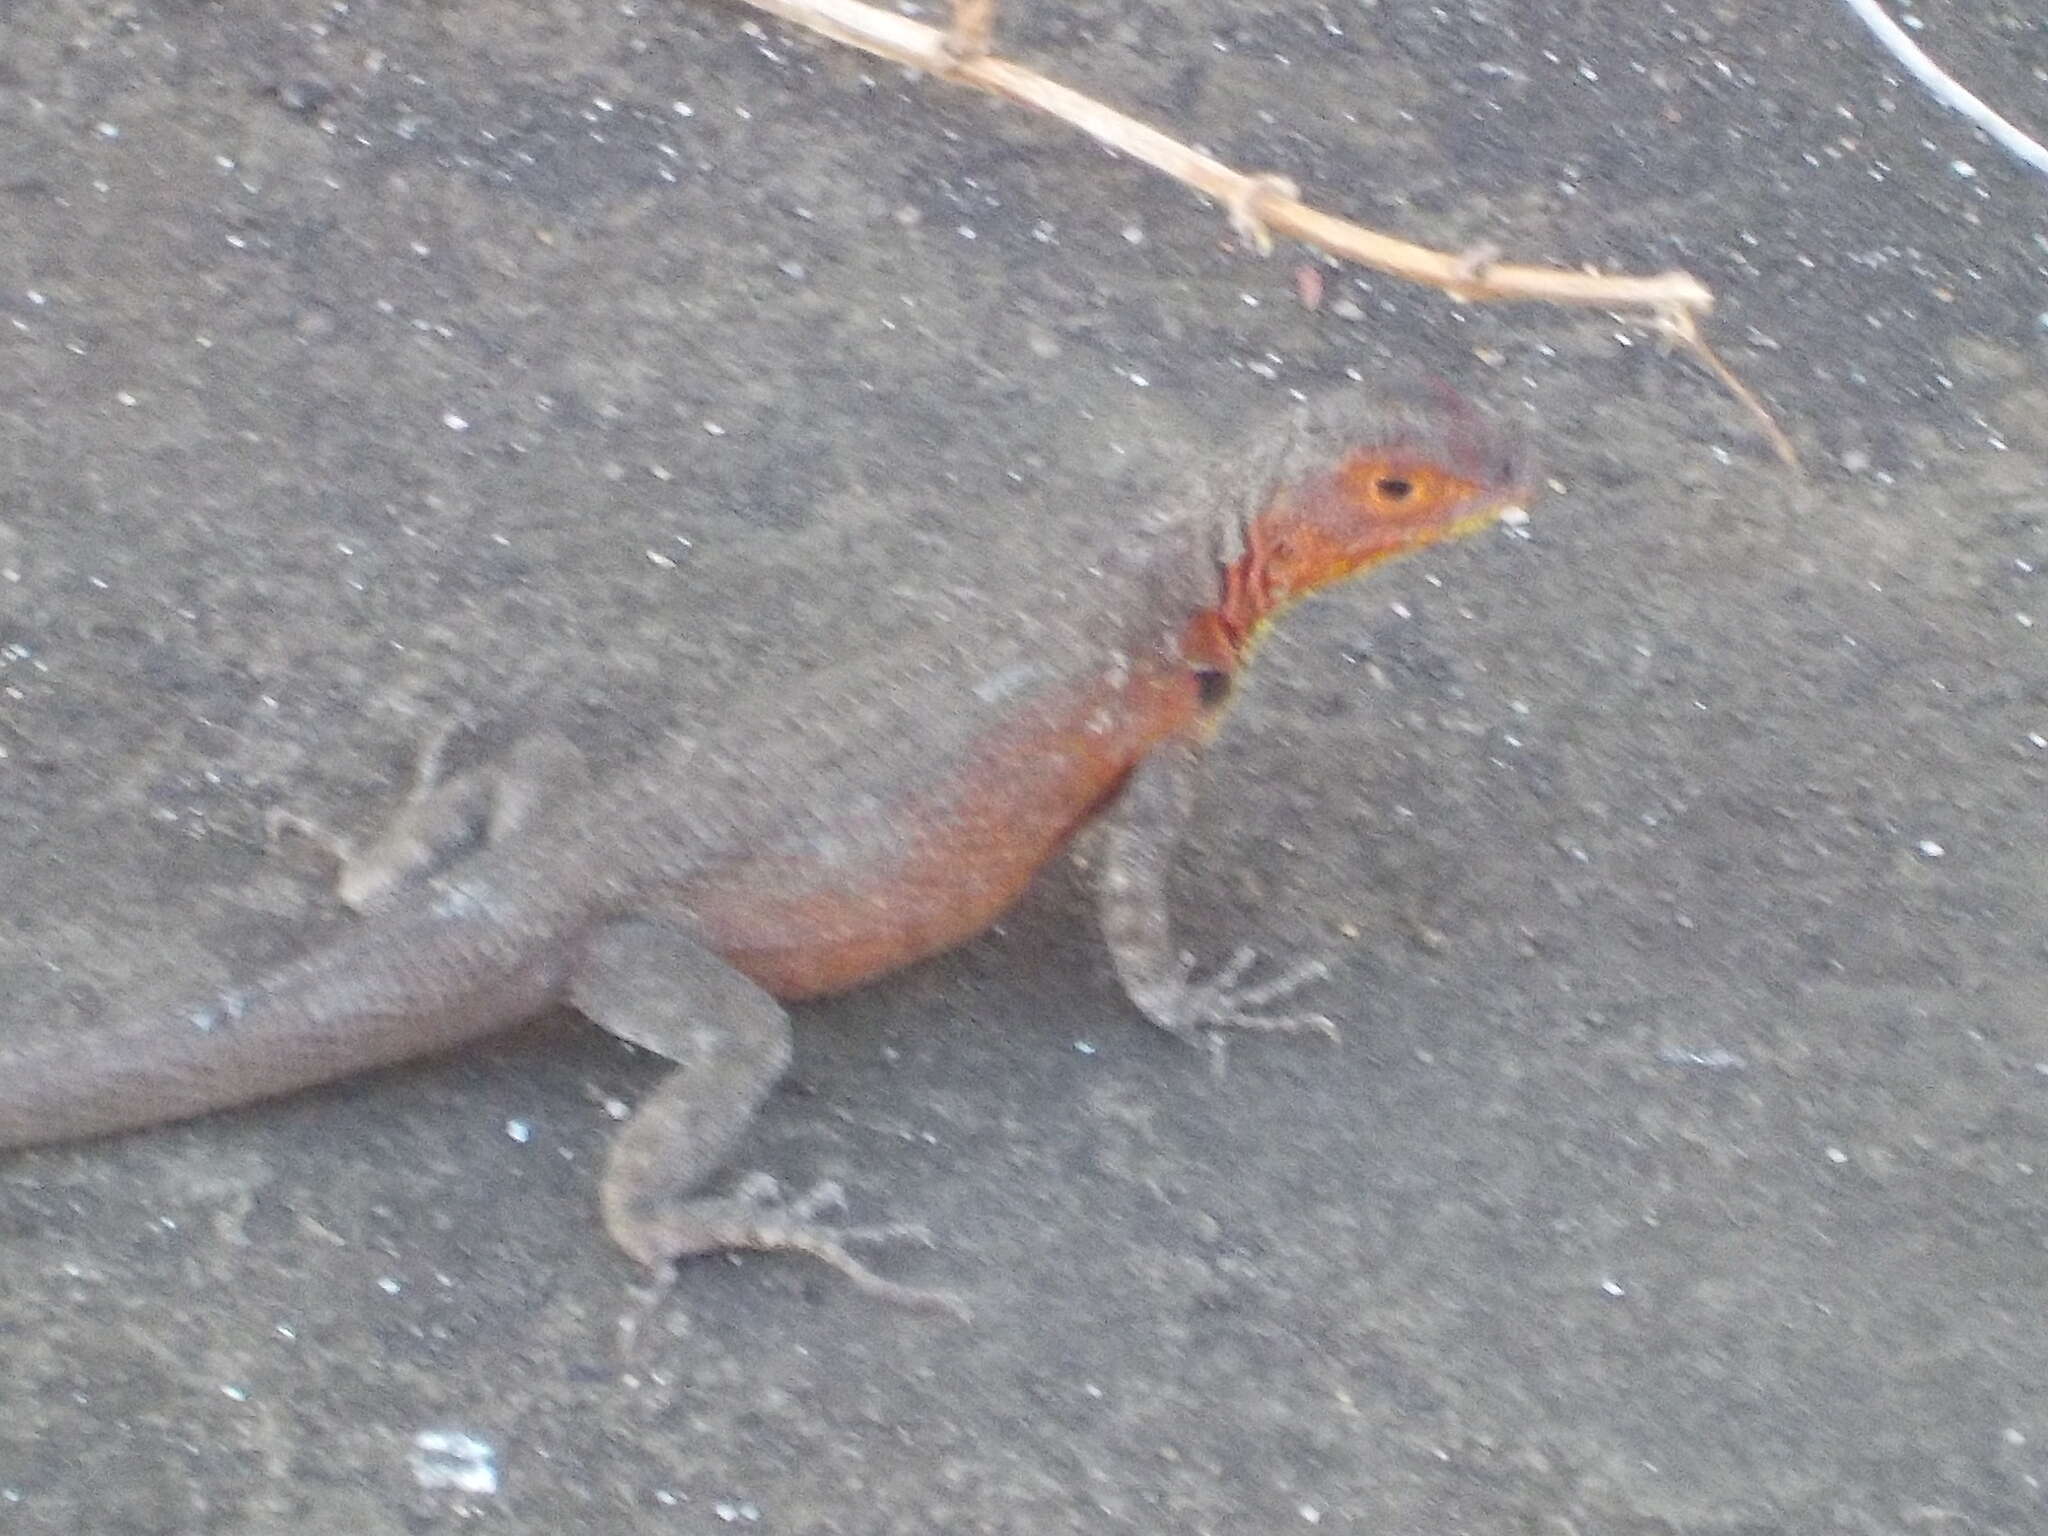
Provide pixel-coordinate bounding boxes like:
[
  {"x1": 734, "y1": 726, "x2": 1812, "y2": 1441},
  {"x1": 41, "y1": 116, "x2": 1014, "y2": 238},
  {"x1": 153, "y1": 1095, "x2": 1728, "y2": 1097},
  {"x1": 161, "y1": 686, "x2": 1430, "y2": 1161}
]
[{"x1": 1374, "y1": 475, "x2": 1415, "y2": 502}]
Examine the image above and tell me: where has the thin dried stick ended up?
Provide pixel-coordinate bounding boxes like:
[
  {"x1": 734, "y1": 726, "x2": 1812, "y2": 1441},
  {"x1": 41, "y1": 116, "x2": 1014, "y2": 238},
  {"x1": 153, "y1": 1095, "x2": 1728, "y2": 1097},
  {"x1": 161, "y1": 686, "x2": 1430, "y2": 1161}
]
[
  {"x1": 1839, "y1": 0, "x2": 2048, "y2": 181},
  {"x1": 1658, "y1": 309, "x2": 1800, "y2": 469},
  {"x1": 733, "y1": 0, "x2": 1794, "y2": 462},
  {"x1": 945, "y1": 0, "x2": 995, "y2": 62},
  {"x1": 741, "y1": 0, "x2": 1707, "y2": 313}
]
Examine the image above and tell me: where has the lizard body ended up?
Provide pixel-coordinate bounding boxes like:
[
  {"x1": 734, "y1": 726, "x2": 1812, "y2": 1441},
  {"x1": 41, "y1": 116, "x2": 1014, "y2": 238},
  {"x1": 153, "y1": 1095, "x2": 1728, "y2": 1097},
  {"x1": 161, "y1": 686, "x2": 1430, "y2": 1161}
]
[{"x1": 0, "y1": 394, "x2": 1530, "y2": 1311}]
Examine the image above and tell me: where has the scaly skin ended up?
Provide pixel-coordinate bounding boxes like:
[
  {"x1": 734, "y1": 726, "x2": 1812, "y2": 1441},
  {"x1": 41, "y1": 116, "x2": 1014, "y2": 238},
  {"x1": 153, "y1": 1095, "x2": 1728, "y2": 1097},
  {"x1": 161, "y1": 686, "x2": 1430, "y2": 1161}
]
[{"x1": 0, "y1": 393, "x2": 1531, "y2": 1315}]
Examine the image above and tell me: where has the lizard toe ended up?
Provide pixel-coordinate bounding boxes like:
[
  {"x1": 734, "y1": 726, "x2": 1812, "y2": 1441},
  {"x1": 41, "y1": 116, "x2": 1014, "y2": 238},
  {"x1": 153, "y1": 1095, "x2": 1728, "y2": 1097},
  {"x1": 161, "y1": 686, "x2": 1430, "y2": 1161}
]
[
  {"x1": 1175, "y1": 949, "x2": 1336, "y2": 1035},
  {"x1": 614, "y1": 1179, "x2": 966, "y2": 1320},
  {"x1": 784, "y1": 1178, "x2": 850, "y2": 1222}
]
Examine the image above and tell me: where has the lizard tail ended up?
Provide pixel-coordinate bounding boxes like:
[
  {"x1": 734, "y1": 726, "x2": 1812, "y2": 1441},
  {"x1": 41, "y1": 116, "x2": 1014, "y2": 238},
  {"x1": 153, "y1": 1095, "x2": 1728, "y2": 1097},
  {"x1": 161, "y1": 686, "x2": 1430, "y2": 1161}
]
[{"x1": 0, "y1": 910, "x2": 572, "y2": 1150}]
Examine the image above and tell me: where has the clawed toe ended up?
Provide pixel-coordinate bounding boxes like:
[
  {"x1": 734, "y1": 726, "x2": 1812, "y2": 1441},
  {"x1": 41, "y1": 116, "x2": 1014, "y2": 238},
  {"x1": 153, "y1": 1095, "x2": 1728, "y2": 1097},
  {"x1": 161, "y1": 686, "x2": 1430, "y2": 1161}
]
[
  {"x1": 1170, "y1": 949, "x2": 1340, "y2": 1046},
  {"x1": 776, "y1": 1178, "x2": 936, "y2": 1250},
  {"x1": 264, "y1": 806, "x2": 351, "y2": 862},
  {"x1": 782, "y1": 1177, "x2": 846, "y2": 1222},
  {"x1": 1228, "y1": 954, "x2": 1331, "y2": 1011},
  {"x1": 616, "y1": 1175, "x2": 969, "y2": 1323}
]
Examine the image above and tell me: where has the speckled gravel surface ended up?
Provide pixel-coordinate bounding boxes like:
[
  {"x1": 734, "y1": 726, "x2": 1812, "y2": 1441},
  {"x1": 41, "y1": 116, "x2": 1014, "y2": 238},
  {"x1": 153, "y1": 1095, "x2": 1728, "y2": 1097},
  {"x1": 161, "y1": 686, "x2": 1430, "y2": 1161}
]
[{"x1": 2, "y1": 2, "x2": 2044, "y2": 1531}]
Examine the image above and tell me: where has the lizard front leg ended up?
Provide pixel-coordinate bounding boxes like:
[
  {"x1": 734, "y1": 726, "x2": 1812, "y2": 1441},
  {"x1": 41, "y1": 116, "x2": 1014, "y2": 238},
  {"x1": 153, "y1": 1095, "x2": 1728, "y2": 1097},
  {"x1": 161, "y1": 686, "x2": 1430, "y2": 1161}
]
[
  {"x1": 1094, "y1": 734, "x2": 1337, "y2": 1048},
  {"x1": 269, "y1": 726, "x2": 590, "y2": 910},
  {"x1": 571, "y1": 918, "x2": 967, "y2": 1319}
]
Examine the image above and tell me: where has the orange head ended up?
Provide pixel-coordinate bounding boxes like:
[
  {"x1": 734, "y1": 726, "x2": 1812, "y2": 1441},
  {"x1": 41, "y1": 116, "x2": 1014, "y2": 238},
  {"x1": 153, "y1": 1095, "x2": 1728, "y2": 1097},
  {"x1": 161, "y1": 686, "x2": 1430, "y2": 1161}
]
[{"x1": 1205, "y1": 391, "x2": 1533, "y2": 660}]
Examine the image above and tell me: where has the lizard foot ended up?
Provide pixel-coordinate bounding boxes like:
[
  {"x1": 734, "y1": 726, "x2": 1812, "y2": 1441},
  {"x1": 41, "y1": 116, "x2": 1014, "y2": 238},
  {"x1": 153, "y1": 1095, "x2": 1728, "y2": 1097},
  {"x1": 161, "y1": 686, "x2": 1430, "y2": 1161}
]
[
  {"x1": 618, "y1": 1173, "x2": 971, "y2": 1324},
  {"x1": 1141, "y1": 947, "x2": 1340, "y2": 1072},
  {"x1": 265, "y1": 804, "x2": 354, "y2": 864},
  {"x1": 263, "y1": 719, "x2": 469, "y2": 910}
]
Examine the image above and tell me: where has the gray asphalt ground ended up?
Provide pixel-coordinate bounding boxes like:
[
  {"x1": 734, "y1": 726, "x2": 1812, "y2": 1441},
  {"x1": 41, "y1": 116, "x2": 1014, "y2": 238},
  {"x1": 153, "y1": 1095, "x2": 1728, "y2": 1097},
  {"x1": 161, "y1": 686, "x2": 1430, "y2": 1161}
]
[{"x1": 2, "y1": 1, "x2": 2044, "y2": 1531}]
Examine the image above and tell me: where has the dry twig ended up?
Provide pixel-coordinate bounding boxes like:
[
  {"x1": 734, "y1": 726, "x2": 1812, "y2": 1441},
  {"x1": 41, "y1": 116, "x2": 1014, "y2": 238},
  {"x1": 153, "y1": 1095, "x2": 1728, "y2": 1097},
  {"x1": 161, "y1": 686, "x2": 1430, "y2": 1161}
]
[
  {"x1": 1839, "y1": 0, "x2": 2048, "y2": 181},
  {"x1": 731, "y1": 0, "x2": 1795, "y2": 464}
]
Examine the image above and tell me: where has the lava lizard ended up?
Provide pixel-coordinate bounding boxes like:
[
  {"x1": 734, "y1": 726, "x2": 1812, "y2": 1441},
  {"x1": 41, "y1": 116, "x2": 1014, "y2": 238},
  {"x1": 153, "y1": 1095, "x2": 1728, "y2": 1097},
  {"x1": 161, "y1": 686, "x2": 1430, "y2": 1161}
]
[{"x1": 0, "y1": 392, "x2": 1532, "y2": 1314}]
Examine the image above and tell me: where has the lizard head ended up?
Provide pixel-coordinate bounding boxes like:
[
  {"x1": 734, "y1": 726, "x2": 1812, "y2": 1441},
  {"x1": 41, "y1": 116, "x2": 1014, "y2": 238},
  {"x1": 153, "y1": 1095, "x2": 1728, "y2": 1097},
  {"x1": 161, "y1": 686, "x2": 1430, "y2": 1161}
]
[{"x1": 1211, "y1": 390, "x2": 1534, "y2": 654}]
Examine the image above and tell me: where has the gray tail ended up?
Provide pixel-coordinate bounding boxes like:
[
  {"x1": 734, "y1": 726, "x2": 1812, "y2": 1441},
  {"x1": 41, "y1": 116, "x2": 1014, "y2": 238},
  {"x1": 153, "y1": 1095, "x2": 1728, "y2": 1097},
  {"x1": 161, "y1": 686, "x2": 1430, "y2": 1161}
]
[{"x1": 0, "y1": 910, "x2": 571, "y2": 1150}]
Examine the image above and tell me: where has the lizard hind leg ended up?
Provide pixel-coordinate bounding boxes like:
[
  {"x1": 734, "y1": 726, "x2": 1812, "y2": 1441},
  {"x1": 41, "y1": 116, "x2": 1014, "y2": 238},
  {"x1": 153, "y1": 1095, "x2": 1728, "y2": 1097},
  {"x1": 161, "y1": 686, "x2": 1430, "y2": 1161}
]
[
  {"x1": 269, "y1": 725, "x2": 591, "y2": 911},
  {"x1": 571, "y1": 918, "x2": 968, "y2": 1320}
]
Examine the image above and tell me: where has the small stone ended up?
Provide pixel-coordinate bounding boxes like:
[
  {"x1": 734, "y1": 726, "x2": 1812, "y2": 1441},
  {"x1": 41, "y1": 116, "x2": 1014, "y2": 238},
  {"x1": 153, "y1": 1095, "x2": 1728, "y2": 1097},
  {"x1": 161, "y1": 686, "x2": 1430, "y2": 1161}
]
[
  {"x1": 409, "y1": 1430, "x2": 499, "y2": 1495},
  {"x1": 275, "y1": 77, "x2": 335, "y2": 116}
]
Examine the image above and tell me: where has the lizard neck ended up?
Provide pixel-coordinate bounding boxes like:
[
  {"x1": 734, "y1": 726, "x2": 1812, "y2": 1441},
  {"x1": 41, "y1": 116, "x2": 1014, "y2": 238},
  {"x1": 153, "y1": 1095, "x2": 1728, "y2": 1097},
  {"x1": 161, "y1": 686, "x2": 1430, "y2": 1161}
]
[{"x1": 1177, "y1": 517, "x2": 1290, "y2": 679}]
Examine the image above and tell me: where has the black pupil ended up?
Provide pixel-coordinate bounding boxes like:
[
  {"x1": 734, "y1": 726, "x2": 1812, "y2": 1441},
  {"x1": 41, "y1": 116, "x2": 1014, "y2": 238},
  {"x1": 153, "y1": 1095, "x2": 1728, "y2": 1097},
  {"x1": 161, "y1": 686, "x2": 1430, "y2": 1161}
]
[{"x1": 1375, "y1": 476, "x2": 1414, "y2": 501}]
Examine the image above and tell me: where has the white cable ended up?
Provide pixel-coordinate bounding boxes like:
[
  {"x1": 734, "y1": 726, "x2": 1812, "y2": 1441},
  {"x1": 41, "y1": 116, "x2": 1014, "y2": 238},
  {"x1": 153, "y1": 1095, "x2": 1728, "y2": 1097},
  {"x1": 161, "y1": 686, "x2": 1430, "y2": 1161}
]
[{"x1": 1838, "y1": 0, "x2": 2048, "y2": 181}]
